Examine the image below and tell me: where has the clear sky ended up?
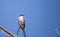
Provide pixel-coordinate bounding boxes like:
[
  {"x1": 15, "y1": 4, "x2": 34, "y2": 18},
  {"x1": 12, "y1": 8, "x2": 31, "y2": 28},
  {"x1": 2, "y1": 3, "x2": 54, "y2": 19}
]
[{"x1": 0, "y1": 0, "x2": 60, "y2": 37}]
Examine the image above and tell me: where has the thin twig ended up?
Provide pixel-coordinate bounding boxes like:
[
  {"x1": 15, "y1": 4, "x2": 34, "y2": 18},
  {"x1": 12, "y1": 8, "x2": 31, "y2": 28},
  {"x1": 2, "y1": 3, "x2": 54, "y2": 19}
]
[
  {"x1": 55, "y1": 28, "x2": 60, "y2": 37},
  {"x1": 0, "y1": 25, "x2": 17, "y2": 37}
]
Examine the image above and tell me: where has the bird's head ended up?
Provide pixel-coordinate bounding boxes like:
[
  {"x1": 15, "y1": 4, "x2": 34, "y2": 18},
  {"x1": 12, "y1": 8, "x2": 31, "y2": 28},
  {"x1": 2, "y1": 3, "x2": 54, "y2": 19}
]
[
  {"x1": 18, "y1": 14, "x2": 24, "y2": 20},
  {"x1": 19, "y1": 14, "x2": 24, "y2": 17},
  {"x1": 18, "y1": 14, "x2": 24, "y2": 19}
]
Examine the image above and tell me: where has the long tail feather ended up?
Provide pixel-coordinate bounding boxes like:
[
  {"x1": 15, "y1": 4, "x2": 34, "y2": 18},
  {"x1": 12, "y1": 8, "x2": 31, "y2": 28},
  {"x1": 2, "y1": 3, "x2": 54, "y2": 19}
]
[
  {"x1": 16, "y1": 27, "x2": 20, "y2": 36},
  {"x1": 23, "y1": 29, "x2": 26, "y2": 37}
]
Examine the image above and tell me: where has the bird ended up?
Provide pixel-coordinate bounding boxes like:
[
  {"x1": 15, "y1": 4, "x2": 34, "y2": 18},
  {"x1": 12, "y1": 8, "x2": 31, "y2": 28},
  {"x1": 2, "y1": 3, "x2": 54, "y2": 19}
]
[{"x1": 16, "y1": 14, "x2": 26, "y2": 37}]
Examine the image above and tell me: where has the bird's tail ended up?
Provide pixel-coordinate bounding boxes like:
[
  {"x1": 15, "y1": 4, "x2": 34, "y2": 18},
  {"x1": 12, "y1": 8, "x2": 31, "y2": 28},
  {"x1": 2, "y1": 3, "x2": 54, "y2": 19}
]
[
  {"x1": 16, "y1": 27, "x2": 20, "y2": 36},
  {"x1": 23, "y1": 29, "x2": 26, "y2": 37}
]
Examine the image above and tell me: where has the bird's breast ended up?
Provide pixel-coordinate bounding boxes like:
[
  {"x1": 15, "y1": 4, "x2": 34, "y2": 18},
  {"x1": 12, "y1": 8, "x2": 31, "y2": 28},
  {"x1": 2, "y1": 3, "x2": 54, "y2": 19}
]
[{"x1": 18, "y1": 16, "x2": 25, "y2": 29}]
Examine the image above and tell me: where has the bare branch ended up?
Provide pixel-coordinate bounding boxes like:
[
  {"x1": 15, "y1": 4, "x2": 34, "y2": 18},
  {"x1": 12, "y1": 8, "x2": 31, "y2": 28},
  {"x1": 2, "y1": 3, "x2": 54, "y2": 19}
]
[
  {"x1": 0, "y1": 25, "x2": 17, "y2": 37},
  {"x1": 55, "y1": 28, "x2": 60, "y2": 37}
]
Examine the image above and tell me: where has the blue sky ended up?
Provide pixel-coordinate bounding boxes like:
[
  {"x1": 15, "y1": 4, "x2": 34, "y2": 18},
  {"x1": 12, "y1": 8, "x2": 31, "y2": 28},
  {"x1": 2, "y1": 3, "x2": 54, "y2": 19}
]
[{"x1": 0, "y1": 0, "x2": 60, "y2": 37}]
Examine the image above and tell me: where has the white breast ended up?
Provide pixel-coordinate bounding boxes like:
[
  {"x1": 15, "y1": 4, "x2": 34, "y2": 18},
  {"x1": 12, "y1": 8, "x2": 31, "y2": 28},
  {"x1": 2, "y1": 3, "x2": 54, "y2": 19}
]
[
  {"x1": 18, "y1": 16, "x2": 24, "y2": 21},
  {"x1": 18, "y1": 16, "x2": 24, "y2": 28}
]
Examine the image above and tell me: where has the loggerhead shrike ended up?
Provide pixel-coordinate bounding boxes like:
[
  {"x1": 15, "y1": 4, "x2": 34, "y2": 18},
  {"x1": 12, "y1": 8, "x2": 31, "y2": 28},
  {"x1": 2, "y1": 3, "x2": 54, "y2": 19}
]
[{"x1": 17, "y1": 14, "x2": 26, "y2": 37}]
